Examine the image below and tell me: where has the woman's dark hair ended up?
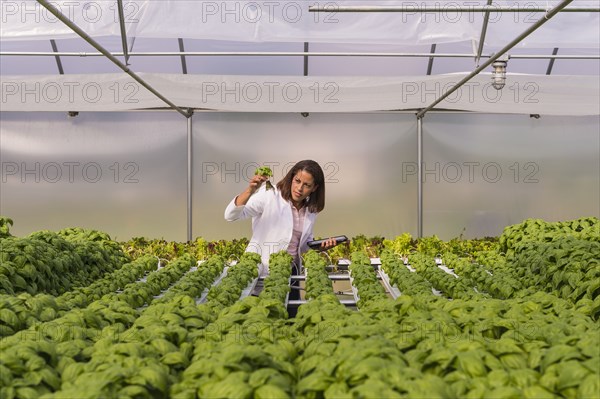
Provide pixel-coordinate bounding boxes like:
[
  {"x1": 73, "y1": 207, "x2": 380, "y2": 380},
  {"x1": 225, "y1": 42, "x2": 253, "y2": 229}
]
[{"x1": 277, "y1": 160, "x2": 325, "y2": 213}]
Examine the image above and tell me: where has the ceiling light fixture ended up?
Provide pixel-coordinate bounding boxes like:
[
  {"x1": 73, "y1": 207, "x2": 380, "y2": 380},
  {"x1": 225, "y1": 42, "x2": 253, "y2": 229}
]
[{"x1": 491, "y1": 58, "x2": 508, "y2": 90}]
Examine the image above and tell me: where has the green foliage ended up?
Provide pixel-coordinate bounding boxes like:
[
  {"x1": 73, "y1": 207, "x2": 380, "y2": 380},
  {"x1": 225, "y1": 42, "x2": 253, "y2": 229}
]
[
  {"x1": 383, "y1": 232, "x2": 413, "y2": 256},
  {"x1": 303, "y1": 251, "x2": 333, "y2": 299},
  {"x1": 254, "y1": 166, "x2": 273, "y2": 177},
  {"x1": 349, "y1": 251, "x2": 388, "y2": 308},
  {"x1": 348, "y1": 234, "x2": 384, "y2": 257},
  {"x1": 416, "y1": 235, "x2": 446, "y2": 257},
  {"x1": 499, "y1": 217, "x2": 599, "y2": 256},
  {"x1": 1, "y1": 229, "x2": 129, "y2": 297},
  {"x1": 0, "y1": 216, "x2": 14, "y2": 238},
  {"x1": 1, "y1": 217, "x2": 599, "y2": 399},
  {"x1": 122, "y1": 236, "x2": 248, "y2": 263},
  {"x1": 255, "y1": 166, "x2": 274, "y2": 190}
]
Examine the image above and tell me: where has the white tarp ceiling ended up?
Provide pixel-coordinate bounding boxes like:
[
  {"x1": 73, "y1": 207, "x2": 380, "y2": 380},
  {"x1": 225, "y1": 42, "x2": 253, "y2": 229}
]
[
  {"x1": 1, "y1": 1, "x2": 599, "y2": 114},
  {"x1": 2, "y1": 73, "x2": 599, "y2": 115}
]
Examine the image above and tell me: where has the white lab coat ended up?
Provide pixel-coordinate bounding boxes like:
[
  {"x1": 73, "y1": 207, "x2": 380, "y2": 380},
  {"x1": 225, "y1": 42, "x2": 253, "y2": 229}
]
[{"x1": 224, "y1": 185, "x2": 316, "y2": 277}]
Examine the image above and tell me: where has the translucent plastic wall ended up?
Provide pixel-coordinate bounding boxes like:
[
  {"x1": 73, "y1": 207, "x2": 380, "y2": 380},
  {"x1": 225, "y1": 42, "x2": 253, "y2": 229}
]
[
  {"x1": 1, "y1": 111, "x2": 598, "y2": 241},
  {"x1": 0, "y1": 112, "x2": 188, "y2": 241},
  {"x1": 192, "y1": 112, "x2": 418, "y2": 241},
  {"x1": 422, "y1": 114, "x2": 600, "y2": 238}
]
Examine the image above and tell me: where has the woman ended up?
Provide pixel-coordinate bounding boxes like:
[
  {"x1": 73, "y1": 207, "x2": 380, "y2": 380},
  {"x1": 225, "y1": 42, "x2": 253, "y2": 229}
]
[{"x1": 224, "y1": 160, "x2": 335, "y2": 277}]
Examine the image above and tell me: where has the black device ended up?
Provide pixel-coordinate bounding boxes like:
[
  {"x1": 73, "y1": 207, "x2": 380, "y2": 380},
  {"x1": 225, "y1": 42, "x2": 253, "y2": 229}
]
[{"x1": 307, "y1": 235, "x2": 348, "y2": 250}]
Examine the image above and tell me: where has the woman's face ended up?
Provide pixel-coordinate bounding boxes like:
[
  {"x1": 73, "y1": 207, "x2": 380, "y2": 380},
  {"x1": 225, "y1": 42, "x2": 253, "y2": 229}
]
[{"x1": 291, "y1": 170, "x2": 317, "y2": 204}]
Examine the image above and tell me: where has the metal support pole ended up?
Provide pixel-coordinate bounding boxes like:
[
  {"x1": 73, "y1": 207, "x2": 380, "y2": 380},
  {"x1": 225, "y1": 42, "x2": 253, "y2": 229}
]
[
  {"x1": 303, "y1": 42, "x2": 309, "y2": 75},
  {"x1": 116, "y1": 0, "x2": 130, "y2": 65},
  {"x1": 546, "y1": 48, "x2": 560, "y2": 75},
  {"x1": 426, "y1": 44, "x2": 436, "y2": 75},
  {"x1": 416, "y1": 0, "x2": 574, "y2": 118},
  {"x1": 178, "y1": 38, "x2": 188, "y2": 74},
  {"x1": 309, "y1": 5, "x2": 597, "y2": 12},
  {"x1": 187, "y1": 112, "x2": 193, "y2": 242},
  {"x1": 3, "y1": 51, "x2": 597, "y2": 60},
  {"x1": 49, "y1": 39, "x2": 64, "y2": 74},
  {"x1": 36, "y1": 0, "x2": 191, "y2": 118},
  {"x1": 475, "y1": 0, "x2": 493, "y2": 67},
  {"x1": 417, "y1": 116, "x2": 423, "y2": 238}
]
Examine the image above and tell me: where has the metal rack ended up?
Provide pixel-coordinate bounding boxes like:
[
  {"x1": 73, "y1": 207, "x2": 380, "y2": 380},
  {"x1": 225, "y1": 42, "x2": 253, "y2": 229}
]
[{"x1": 286, "y1": 258, "x2": 403, "y2": 312}]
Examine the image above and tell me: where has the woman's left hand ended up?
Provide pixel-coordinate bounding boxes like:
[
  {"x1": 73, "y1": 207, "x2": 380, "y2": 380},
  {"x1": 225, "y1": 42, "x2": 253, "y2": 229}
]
[{"x1": 320, "y1": 237, "x2": 337, "y2": 250}]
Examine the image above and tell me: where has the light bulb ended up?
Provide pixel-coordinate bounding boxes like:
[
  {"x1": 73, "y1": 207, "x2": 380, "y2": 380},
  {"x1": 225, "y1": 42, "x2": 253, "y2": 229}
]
[{"x1": 491, "y1": 60, "x2": 507, "y2": 90}]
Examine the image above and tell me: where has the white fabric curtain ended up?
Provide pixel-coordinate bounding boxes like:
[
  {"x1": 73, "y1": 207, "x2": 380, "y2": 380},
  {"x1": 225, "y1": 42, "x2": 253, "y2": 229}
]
[{"x1": 2, "y1": 72, "x2": 598, "y2": 115}]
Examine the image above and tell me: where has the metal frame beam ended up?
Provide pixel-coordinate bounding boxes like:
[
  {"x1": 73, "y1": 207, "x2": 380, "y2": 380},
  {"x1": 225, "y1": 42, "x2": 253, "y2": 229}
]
[
  {"x1": 309, "y1": 5, "x2": 599, "y2": 12},
  {"x1": 116, "y1": 0, "x2": 130, "y2": 65},
  {"x1": 417, "y1": 117, "x2": 423, "y2": 238},
  {"x1": 178, "y1": 38, "x2": 188, "y2": 74},
  {"x1": 546, "y1": 48, "x2": 560, "y2": 75},
  {"x1": 510, "y1": 54, "x2": 597, "y2": 60},
  {"x1": 475, "y1": 0, "x2": 494, "y2": 67},
  {"x1": 3, "y1": 51, "x2": 597, "y2": 60},
  {"x1": 426, "y1": 44, "x2": 436, "y2": 75},
  {"x1": 187, "y1": 112, "x2": 193, "y2": 242},
  {"x1": 49, "y1": 39, "x2": 64, "y2": 75},
  {"x1": 303, "y1": 42, "x2": 310, "y2": 75}
]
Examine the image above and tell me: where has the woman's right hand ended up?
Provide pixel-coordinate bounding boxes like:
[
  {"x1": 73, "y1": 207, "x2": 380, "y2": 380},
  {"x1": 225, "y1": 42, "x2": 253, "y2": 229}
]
[
  {"x1": 248, "y1": 174, "x2": 268, "y2": 194},
  {"x1": 235, "y1": 174, "x2": 268, "y2": 206}
]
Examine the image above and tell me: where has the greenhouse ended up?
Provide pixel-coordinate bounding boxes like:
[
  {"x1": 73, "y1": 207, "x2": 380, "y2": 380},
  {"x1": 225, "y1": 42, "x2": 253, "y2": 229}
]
[{"x1": 0, "y1": 1, "x2": 599, "y2": 398}]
